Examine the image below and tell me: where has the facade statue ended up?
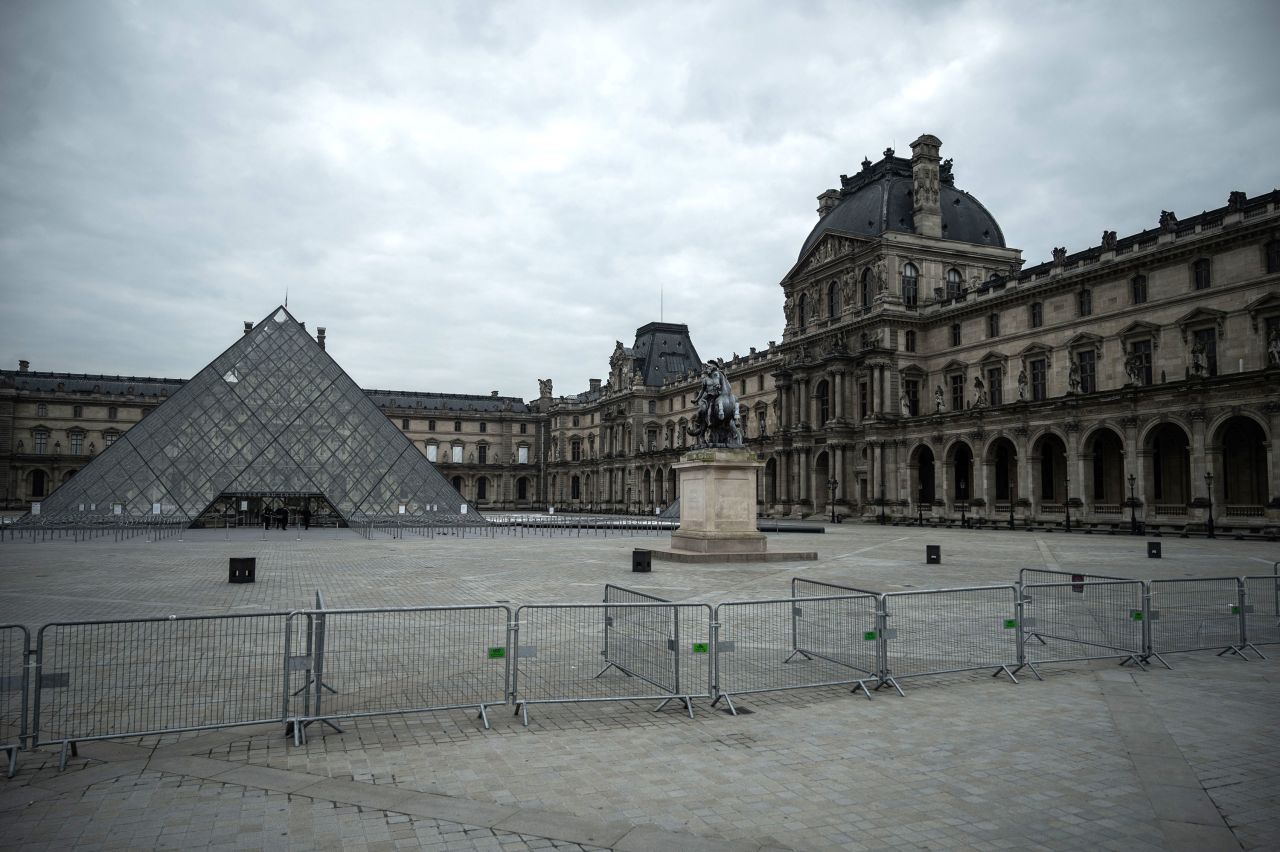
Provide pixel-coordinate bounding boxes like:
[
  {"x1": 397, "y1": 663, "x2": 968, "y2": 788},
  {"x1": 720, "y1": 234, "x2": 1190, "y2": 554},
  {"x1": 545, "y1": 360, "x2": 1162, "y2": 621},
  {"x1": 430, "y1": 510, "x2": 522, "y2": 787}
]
[
  {"x1": 1269, "y1": 329, "x2": 1280, "y2": 366},
  {"x1": 1017, "y1": 368, "x2": 1028, "y2": 401},
  {"x1": 873, "y1": 257, "x2": 888, "y2": 293},
  {"x1": 686, "y1": 360, "x2": 743, "y2": 448},
  {"x1": 1228, "y1": 191, "x2": 1248, "y2": 212},
  {"x1": 1052, "y1": 246, "x2": 1067, "y2": 264},
  {"x1": 1124, "y1": 352, "x2": 1144, "y2": 385},
  {"x1": 783, "y1": 294, "x2": 794, "y2": 327},
  {"x1": 900, "y1": 392, "x2": 911, "y2": 417},
  {"x1": 1190, "y1": 340, "x2": 1206, "y2": 376},
  {"x1": 971, "y1": 375, "x2": 987, "y2": 408},
  {"x1": 1101, "y1": 230, "x2": 1118, "y2": 250},
  {"x1": 538, "y1": 378, "x2": 553, "y2": 398},
  {"x1": 934, "y1": 385, "x2": 945, "y2": 413},
  {"x1": 1159, "y1": 210, "x2": 1178, "y2": 233},
  {"x1": 1068, "y1": 361, "x2": 1081, "y2": 393}
]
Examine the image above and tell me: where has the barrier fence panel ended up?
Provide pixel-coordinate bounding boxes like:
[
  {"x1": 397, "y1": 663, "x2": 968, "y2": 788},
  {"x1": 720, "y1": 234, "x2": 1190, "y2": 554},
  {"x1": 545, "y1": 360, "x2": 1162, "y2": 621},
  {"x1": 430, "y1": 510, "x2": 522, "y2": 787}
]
[
  {"x1": 1019, "y1": 568, "x2": 1134, "y2": 585},
  {"x1": 511, "y1": 602, "x2": 712, "y2": 725},
  {"x1": 284, "y1": 605, "x2": 511, "y2": 743},
  {"x1": 1, "y1": 625, "x2": 29, "y2": 777},
  {"x1": 1147, "y1": 578, "x2": 1247, "y2": 661},
  {"x1": 792, "y1": 578, "x2": 894, "y2": 692},
  {"x1": 34, "y1": 613, "x2": 289, "y2": 767},
  {"x1": 713, "y1": 594, "x2": 879, "y2": 714},
  {"x1": 1243, "y1": 574, "x2": 1280, "y2": 654},
  {"x1": 1018, "y1": 581, "x2": 1147, "y2": 676},
  {"x1": 881, "y1": 586, "x2": 1022, "y2": 685}
]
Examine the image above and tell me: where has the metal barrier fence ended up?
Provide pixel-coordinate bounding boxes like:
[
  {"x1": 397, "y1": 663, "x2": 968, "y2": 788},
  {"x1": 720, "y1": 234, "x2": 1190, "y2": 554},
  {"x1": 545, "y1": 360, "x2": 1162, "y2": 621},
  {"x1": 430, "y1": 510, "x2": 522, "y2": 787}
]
[
  {"x1": 1018, "y1": 581, "x2": 1147, "y2": 677},
  {"x1": 713, "y1": 594, "x2": 880, "y2": 713},
  {"x1": 2, "y1": 518, "x2": 186, "y2": 544},
  {"x1": 1, "y1": 625, "x2": 29, "y2": 777},
  {"x1": 34, "y1": 613, "x2": 290, "y2": 768},
  {"x1": 1243, "y1": 573, "x2": 1280, "y2": 652},
  {"x1": 1147, "y1": 578, "x2": 1248, "y2": 660},
  {"x1": 284, "y1": 605, "x2": 511, "y2": 744},
  {"x1": 510, "y1": 602, "x2": 712, "y2": 724},
  {"x1": 882, "y1": 586, "x2": 1022, "y2": 683}
]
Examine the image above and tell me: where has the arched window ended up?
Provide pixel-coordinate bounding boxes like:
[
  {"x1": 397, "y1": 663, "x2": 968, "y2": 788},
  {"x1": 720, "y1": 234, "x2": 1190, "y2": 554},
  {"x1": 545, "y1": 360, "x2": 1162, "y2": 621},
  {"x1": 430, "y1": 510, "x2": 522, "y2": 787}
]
[
  {"x1": 946, "y1": 268, "x2": 963, "y2": 299},
  {"x1": 901, "y1": 263, "x2": 918, "y2": 308},
  {"x1": 797, "y1": 294, "x2": 807, "y2": 330},
  {"x1": 861, "y1": 268, "x2": 873, "y2": 308},
  {"x1": 827, "y1": 280, "x2": 840, "y2": 317}
]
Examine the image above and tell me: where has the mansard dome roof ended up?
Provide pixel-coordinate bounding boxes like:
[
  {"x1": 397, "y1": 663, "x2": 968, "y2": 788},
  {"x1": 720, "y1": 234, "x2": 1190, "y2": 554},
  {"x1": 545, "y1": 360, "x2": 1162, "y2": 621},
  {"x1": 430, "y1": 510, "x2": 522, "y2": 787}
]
[{"x1": 798, "y1": 153, "x2": 1006, "y2": 259}]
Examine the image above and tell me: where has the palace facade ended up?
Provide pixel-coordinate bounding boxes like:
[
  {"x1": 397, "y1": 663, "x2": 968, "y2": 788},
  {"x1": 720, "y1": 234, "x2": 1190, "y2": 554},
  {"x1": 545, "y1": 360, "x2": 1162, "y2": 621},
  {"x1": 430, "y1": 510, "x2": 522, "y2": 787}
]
[{"x1": 4, "y1": 134, "x2": 1278, "y2": 530}]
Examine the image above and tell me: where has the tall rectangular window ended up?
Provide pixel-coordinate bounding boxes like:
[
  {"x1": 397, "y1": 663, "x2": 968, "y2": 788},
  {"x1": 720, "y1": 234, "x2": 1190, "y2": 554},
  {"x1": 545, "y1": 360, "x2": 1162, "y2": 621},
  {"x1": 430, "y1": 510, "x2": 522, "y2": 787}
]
[
  {"x1": 858, "y1": 382, "x2": 868, "y2": 420},
  {"x1": 1131, "y1": 340, "x2": 1153, "y2": 385},
  {"x1": 401, "y1": 418, "x2": 409, "y2": 430},
  {"x1": 1030, "y1": 302, "x2": 1043, "y2": 328},
  {"x1": 1193, "y1": 327, "x2": 1218, "y2": 376},
  {"x1": 1077, "y1": 289, "x2": 1092, "y2": 317},
  {"x1": 1131, "y1": 275, "x2": 1147, "y2": 304},
  {"x1": 520, "y1": 423, "x2": 527, "y2": 434},
  {"x1": 428, "y1": 419, "x2": 436, "y2": 430},
  {"x1": 988, "y1": 313, "x2": 1000, "y2": 338},
  {"x1": 1030, "y1": 359, "x2": 1047, "y2": 401},
  {"x1": 757, "y1": 375, "x2": 764, "y2": 391},
  {"x1": 1077, "y1": 350, "x2": 1097, "y2": 393},
  {"x1": 451, "y1": 445, "x2": 463, "y2": 464},
  {"x1": 34, "y1": 431, "x2": 48, "y2": 454},
  {"x1": 70, "y1": 433, "x2": 83, "y2": 454},
  {"x1": 987, "y1": 367, "x2": 1003, "y2": 406},
  {"x1": 905, "y1": 380, "x2": 919, "y2": 416},
  {"x1": 479, "y1": 422, "x2": 487, "y2": 433},
  {"x1": 426, "y1": 444, "x2": 438, "y2": 462},
  {"x1": 904, "y1": 330, "x2": 916, "y2": 352},
  {"x1": 950, "y1": 323, "x2": 962, "y2": 347},
  {"x1": 104, "y1": 433, "x2": 117, "y2": 447},
  {"x1": 1193, "y1": 258, "x2": 1211, "y2": 290},
  {"x1": 453, "y1": 421, "x2": 462, "y2": 432},
  {"x1": 949, "y1": 374, "x2": 964, "y2": 411},
  {"x1": 518, "y1": 446, "x2": 529, "y2": 464},
  {"x1": 478, "y1": 444, "x2": 488, "y2": 465}
]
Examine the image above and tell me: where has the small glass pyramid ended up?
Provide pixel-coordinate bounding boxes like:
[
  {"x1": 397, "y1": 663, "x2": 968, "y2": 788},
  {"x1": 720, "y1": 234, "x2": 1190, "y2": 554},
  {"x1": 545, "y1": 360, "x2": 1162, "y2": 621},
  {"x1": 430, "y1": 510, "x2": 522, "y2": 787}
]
[{"x1": 33, "y1": 307, "x2": 474, "y2": 525}]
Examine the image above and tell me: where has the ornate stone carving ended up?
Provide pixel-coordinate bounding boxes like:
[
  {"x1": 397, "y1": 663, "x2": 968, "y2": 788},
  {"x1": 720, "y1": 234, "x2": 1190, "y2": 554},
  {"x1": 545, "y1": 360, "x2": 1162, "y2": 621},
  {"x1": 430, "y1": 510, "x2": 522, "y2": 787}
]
[
  {"x1": 934, "y1": 385, "x2": 945, "y2": 413},
  {"x1": 1052, "y1": 246, "x2": 1067, "y2": 263},
  {"x1": 1159, "y1": 210, "x2": 1178, "y2": 232},
  {"x1": 686, "y1": 360, "x2": 743, "y2": 449},
  {"x1": 1101, "y1": 230, "x2": 1117, "y2": 250},
  {"x1": 1228, "y1": 191, "x2": 1247, "y2": 212},
  {"x1": 1188, "y1": 408, "x2": 1207, "y2": 422}
]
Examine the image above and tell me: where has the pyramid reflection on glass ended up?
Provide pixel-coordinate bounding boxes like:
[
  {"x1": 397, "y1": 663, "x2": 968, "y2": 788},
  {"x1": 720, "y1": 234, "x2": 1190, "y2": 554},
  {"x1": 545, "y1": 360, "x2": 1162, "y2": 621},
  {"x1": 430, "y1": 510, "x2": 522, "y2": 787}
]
[{"x1": 36, "y1": 307, "x2": 475, "y2": 525}]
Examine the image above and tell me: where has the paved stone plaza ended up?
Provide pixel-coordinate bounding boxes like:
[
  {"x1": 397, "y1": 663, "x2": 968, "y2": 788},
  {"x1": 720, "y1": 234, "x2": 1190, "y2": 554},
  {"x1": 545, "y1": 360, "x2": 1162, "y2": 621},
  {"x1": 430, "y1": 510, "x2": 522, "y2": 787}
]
[{"x1": 0, "y1": 525, "x2": 1277, "y2": 851}]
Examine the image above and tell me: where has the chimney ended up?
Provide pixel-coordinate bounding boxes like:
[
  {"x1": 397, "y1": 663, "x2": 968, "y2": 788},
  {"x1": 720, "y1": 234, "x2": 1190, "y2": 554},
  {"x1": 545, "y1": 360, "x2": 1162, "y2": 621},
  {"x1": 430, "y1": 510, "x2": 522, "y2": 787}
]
[
  {"x1": 589, "y1": 378, "x2": 601, "y2": 393},
  {"x1": 19, "y1": 360, "x2": 29, "y2": 372},
  {"x1": 243, "y1": 321, "x2": 253, "y2": 336},
  {"x1": 316, "y1": 327, "x2": 326, "y2": 350},
  {"x1": 909, "y1": 133, "x2": 943, "y2": 238},
  {"x1": 816, "y1": 189, "x2": 840, "y2": 218}
]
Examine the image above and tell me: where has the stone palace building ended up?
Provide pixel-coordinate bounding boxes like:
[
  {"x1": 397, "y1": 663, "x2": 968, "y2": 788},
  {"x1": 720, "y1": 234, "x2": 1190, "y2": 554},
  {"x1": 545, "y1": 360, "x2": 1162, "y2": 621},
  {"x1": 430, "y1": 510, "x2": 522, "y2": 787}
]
[{"x1": 4, "y1": 134, "x2": 1278, "y2": 530}]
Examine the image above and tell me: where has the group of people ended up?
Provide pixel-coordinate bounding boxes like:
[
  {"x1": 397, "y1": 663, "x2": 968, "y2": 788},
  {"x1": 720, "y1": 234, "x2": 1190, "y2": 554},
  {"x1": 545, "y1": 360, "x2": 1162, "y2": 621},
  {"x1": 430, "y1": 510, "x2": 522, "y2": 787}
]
[{"x1": 262, "y1": 505, "x2": 312, "y2": 531}]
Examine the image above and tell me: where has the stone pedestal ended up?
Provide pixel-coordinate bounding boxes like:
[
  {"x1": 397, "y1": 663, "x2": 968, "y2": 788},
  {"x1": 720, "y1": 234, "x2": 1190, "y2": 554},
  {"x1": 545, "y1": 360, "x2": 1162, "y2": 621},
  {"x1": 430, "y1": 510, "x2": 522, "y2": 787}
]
[{"x1": 670, "y1": 448, "x2": 768, "y2": 555}]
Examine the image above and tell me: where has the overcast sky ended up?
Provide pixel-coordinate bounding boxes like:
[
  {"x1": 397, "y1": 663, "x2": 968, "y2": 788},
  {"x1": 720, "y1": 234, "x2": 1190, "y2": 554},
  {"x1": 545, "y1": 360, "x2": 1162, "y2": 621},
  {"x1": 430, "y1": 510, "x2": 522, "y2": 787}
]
[{"x1": 2, "y1": 1, "x2": 1278, "y2": 399}]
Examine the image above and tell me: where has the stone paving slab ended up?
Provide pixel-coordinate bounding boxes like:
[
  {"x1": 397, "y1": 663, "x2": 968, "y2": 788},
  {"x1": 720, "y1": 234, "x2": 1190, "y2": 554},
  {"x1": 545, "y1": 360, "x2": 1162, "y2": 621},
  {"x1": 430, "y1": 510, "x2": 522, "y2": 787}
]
[{"x1": 1, "y1": 526, "x2": 1276, "y2": 849}]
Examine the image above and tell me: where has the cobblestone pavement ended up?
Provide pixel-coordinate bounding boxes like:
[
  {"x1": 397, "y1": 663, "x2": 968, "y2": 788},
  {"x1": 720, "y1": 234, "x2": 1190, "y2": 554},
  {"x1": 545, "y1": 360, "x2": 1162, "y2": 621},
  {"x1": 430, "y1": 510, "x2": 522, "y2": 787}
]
[{"x1": 0, "y1": 525, "x2": 1276, "y2": 850}]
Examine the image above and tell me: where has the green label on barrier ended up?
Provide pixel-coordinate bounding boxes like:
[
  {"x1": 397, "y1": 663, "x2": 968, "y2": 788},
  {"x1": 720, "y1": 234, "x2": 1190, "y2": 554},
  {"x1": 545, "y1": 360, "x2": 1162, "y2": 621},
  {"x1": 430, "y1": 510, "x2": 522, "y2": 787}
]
[
  {"x1": 1130, "y1": 611, "x2": 1144, "y2": 621},
  {"x1": 863, "y1": 630, "x2": 878, "y2": 641},
  {"x1": 691, "y1": 642, "x2": 709, "y2": 654},
  {"x1": 1231, "y1": 606, "x2": 1240, "y2": 614},
  {"x1": 1003, "y1": 619, "x2": 1017, "y2": 629},
  {"x1": 487, "y1": 647, "x2": 506, "y2": 659}
]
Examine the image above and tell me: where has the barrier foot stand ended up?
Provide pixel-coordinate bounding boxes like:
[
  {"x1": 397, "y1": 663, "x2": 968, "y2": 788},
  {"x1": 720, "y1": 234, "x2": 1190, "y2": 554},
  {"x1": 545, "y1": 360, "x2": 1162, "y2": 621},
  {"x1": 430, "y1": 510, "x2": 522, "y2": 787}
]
[
  {"x1": 1118, "y1": 654, "x2": 1148, "y2": 671},
  {"x1": 1008, "y1": 662, "x2": 1044, "y2": 681},
  {"x1": 1242, "y1": 642, "x2": 1266, "y2": 660},
  {"x1": 873, "y1": 676, "x2": 905, "y2": 697},
  {"x1": 58, "y1": 740, "x2": 77, "y2": 772},
  {"x1": 476, "y1": 704, "x2": 491, "y2": 730},
  {"x1": 1215, "y1": 644, "x2": 1250, "y2": 661},
  {"x1": 593, "y1": 661, "x2": 629, "y2": 679},
  {"x1": 710, "y1": 692, "x2": 737, "y2": 716},
  {"x1": 850, "y1": 679, "x2": 873, "y2": 701},
  {"x1": 515, "y1": 702, "x2": 529, "y2": 726},
  {"x1": 783, "y1": 649, "x2": 813, "y2": 663},
  {"x1": 653, "y1": 696, "x2": 695, "y2": 719},
  {"x1": 5, "y1": 745, "x2": 16, "y2": 779},
  {"x1": 991, "y1": 665, "x2": 1019, "y2": 684}
]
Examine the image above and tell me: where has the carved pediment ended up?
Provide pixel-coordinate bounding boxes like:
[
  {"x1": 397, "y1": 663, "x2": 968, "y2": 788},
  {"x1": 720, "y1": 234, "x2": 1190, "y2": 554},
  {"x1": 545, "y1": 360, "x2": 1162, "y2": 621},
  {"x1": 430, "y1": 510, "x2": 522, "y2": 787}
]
[
  {"x1": 800, "y1": 233, "x2": 859, "y2": 272},
  {"x1": 1017, "y1": 342, "x2": 1053, "y2": 368},
  {"x1": 942, "y1": 358, "x2": 968, "y2": 373},
  {"x1": 1174, "y1": 307, "x2": 1227, "y2": 342},
  {"x1": 1118, "y1": 320, "x2": 1161, "y2": 344},
  {"x1": 977, "y1": 349, "x2": 1008, "y2": 365},
  {"x1": 1066, "y1": 332, "x2": 1103, "y2": 348},
  {"x1": 1244, "y1": 293, "x2": 1280, "y2": 331}
]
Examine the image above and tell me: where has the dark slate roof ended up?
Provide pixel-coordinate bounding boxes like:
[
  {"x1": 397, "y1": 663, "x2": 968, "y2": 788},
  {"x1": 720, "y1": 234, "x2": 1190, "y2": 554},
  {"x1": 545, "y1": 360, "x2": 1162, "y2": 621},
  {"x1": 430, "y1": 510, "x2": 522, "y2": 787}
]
[
  {"x1": 630, "y1": 322, "x2": 702, "y2": 386},
  {"x1": 799, "y1": 154, "x2": 1005, "y2": 259},
  {"x1": 0, "y1": 371, "x2": 185, "y2": 396},
  {"x1": 0, "y1": 371, "x2": 531, "y2": 413},
  {"x1": 363, "y1": 390, "x2": 531, "y2": 413}
]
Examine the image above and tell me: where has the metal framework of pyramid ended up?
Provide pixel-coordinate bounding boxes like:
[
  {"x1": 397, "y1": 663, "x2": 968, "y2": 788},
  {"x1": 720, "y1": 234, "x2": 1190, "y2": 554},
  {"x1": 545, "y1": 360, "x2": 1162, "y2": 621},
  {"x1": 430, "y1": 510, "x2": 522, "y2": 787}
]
[{"x1": 33, "y1": 307, "x2": 475, "y2": 525}]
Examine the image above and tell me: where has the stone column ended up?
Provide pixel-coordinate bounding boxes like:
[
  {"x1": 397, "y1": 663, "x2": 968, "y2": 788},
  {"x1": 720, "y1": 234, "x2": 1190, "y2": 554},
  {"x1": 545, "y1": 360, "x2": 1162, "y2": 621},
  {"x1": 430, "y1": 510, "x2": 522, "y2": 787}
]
[
  {"x1": 1016, "y1": 432, "x2": 1032, "y2": 516},
  {"x1": 1189, "y1": 410, "x2": 1208, "y2": 496},
  {"x1": 1067, "y1": 425, "x2": 1085, "y2": 515}
]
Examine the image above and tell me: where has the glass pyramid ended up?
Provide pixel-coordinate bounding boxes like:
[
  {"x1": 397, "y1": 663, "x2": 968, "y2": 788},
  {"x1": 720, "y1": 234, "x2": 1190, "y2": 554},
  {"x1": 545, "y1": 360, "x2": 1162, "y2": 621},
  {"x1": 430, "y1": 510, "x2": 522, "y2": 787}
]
[{"x1": 34, "y1": 307, "x2": 476, "y2": 525}]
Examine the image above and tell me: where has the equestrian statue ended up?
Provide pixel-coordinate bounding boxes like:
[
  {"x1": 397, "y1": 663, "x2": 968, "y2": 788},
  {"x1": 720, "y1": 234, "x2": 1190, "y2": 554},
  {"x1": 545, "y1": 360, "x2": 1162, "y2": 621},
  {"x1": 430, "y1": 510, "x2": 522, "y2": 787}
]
[{"x1": 686, "y1": 360, "x2": 743, "y2": 449}]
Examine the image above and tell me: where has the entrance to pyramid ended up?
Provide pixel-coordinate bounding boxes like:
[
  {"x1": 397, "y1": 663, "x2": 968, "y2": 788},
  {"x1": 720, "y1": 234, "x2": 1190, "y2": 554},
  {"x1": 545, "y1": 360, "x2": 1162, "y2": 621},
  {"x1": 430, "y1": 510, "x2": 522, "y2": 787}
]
[
  {"x1": 29, "y1": 306, "x2": 477, "y2": 528},
  {"x1": 192, "y1": 494, "x2": 343, "y2": 529}
]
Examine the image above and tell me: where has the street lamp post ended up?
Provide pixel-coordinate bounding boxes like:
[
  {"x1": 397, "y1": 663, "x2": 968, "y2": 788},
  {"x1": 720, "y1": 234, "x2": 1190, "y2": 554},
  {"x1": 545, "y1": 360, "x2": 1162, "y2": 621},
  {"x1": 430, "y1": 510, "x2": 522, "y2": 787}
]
[
  {"x1": 1127, "y1": 473, "x2": 1139, "y2": 535},
  {"x1": 827, "y1": 478, "x2": 838, "y2": 524},
  {"x1": 1064, "y1": 469, "x2": 1072, "y2": 533},
  {"x1": 1205, "y1": 471, "x2": 1215, "y2": 539}
]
